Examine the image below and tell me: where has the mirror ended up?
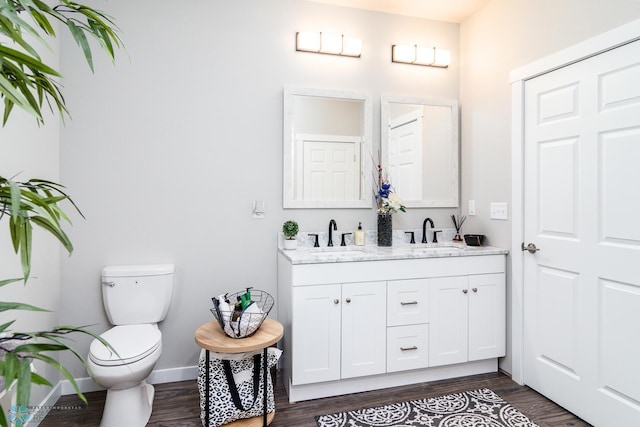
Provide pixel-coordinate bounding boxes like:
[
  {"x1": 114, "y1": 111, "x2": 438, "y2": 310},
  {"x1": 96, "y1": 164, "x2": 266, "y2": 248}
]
[
  {"x1": 381, "y1": 95, "x2": 459, "y2": 208},
  {"x1": 283, "y1": 86, "x2": 372, "y2": 208}
]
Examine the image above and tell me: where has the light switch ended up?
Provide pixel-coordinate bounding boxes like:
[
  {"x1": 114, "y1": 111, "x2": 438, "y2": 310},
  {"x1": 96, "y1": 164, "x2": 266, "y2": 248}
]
[
  {"x1": 252, "y1": 201, "x2": 265, "y2": 219},
  {"x1": 468, "y1": 200, "x2": 476, "y2": 216},
  {"x1": 490, "y1": 202, "x2": 508, "y2": 220}
]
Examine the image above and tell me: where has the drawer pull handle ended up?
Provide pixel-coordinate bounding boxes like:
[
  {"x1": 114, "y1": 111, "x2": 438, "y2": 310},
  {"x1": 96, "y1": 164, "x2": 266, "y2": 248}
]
[
  {"x1": 400, "y1": 346, "x2": 418, "y2": 351},
  {"x1": 400, "y1": 301, "x2": 418, "y2": 306}
]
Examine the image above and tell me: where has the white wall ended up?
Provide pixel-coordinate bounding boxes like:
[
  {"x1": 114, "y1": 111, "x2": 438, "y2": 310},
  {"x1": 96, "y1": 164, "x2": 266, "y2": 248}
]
[
  {"x1": 58, "y1": 0, "x2": 460, "y2": 379},
  {"x1": 459, "y1": 0, "x2": 640, "y2": 373}
]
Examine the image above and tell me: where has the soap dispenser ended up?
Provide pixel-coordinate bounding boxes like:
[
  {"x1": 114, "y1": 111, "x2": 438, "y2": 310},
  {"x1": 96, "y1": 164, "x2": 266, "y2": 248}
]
[{"x1": 354, "y1": 222, "x2": 365, "y2": 246}]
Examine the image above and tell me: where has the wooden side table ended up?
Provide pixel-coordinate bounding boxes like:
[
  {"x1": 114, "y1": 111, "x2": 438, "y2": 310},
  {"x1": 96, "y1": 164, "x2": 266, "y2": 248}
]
[{"x1": 195, "y1": 318, "x2": 284, "y2": 427}]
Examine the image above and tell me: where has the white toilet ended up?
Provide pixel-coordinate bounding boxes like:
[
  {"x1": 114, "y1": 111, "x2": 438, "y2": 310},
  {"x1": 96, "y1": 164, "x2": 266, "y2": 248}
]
[{"x1": 87, "y1": 264, "x2": 174, "y2": 427}]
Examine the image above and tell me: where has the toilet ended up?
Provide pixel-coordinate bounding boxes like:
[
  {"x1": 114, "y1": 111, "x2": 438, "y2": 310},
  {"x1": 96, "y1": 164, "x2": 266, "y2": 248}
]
[{"x1": 87, "y1": 264, "x2": 174, "y2": 427}]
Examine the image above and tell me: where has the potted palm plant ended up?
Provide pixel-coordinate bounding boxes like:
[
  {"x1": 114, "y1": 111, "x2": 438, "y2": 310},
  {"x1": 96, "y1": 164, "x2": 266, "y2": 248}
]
[
  {"x1": 282, "y1": 220, "x2": 299, "y2": 250},
  {"x1": 1, "y1": 2, "x2": 123, "y2": 425}
]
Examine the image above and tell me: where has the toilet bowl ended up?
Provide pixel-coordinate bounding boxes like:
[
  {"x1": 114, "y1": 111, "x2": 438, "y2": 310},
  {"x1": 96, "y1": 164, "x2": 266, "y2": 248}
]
[
  {"x1": 88, "y1": 324, "x2": 162, "y2": 426},
  {"x1": 87, "y1": 264, "x2": 174, "y2": 427}
]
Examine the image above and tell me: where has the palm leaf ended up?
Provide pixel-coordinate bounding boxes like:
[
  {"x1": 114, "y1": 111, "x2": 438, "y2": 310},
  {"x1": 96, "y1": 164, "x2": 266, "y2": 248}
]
[{"x1": 0, "y1": 302, "x2": 49, "y2": 313}]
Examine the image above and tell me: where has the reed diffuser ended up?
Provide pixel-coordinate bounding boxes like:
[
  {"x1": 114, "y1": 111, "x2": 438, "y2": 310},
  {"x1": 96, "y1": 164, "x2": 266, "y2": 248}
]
[{"x1": 451, "y1": 215, "x2": 467, "y2": 242}]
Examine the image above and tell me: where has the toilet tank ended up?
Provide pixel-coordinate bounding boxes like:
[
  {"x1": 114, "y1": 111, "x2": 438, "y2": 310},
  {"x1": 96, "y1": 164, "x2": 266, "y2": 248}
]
[{"x1": 101, "y1": 264, "x2": 175, "y2": 325}]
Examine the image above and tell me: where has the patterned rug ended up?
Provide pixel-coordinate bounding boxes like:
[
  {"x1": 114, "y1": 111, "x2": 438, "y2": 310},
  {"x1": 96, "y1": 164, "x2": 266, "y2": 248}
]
[{"x1": 315, "y1": 388, "x2": 539, "y2": 427}]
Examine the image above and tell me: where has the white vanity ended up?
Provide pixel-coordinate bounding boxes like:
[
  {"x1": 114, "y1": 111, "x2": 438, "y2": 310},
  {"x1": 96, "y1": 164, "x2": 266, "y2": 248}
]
[{"x1": 277, "y1": 243, "x2": 508, "y2": 402}]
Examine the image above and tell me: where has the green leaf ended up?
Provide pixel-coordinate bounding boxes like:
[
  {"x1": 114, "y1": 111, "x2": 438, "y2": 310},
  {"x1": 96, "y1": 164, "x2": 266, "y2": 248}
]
[
  {"x1": 0, "y1": 320, "x2": 16, "y2": 332},
  {"x1": 13, "y1": 343, "x2": 69, "y2": 353},
  {"x1": 30, "y1": 216, "x2": 73, "y2": 254},
  {"x1": 0, "y1": 278, "x2": 22, "y2": 287},
  {"x1": 19, "y1": 218, "x2": 32, "y2": 280},
  {"x1": 0, "y1": 302, "x2": 49, "y2": 313},
  {"x1": 0, "y1": 403, "x2": 8, "y2": 427},
  {"x1": 0, "y1": 74, "x2": 41, "y2": 120},
  {"x1": 66, "y1": 20, "x2": 93, "y2": 72},
  {"x1": 2, "y1": 353, "x2": 18, "y2": 391},
  {"x1": 0, "y1": 45, "x2": 62, "y2": 76},
  {"x1": 16, "y1": 358, "x2": 32, "y2": 408},
  {"x1": 30, "y1": 371, "x2": 52, "y2": 387}
]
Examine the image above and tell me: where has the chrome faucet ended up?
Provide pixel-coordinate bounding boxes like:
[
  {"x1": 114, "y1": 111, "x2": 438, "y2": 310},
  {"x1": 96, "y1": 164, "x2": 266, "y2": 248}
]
[
  {"x1": 328, "y1": 219, "x2": 337, "y2": 246},
  {"x1": 422, "y1": 218, "x2": 434, "y2": 243}
]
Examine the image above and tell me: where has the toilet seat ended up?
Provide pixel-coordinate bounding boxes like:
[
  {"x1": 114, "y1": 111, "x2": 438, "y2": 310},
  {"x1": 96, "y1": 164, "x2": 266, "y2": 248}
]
[{"x1": 90, "y1": 324, "x2": 161, "y2": 366}]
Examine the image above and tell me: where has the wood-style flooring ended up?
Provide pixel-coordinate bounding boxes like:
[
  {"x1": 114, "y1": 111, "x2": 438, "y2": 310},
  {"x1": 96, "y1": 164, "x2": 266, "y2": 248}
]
[{"x1": 40, "y1": 371, "x2": 590, "y2": 426}]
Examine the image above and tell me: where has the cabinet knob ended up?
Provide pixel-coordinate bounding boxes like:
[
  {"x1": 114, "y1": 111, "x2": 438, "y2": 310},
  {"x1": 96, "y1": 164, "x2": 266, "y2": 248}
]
[
  {"x1": 346, "y1": 297, "x2": 352, "y2": 303},
  {"x1": 472, "y1": 287, "x2": 478, "y2": 293},
  {"x1": 462, "y1": 289, "x2": 468, "y2": 294},
  {"x1": 334, "y1": 299, "x2": 339, "y2": 304}
]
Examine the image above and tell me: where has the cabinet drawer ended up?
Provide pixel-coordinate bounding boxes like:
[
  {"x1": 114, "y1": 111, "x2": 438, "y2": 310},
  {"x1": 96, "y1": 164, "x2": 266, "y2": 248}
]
[
  {"x1": 386, "y1": 324, "x2": 429, "y2": 373},
  {"x1": 387, "y1": 279, "x2": 429, "y2": 326}
]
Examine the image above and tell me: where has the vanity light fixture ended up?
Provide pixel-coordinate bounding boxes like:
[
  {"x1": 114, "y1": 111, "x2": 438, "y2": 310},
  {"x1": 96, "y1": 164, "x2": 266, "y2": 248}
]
[
  {"x1": 391, "y1": 44, "x2": 450, "y2": 68},
  {"x1": 296, "y1": 31, "x2": 362, "y2": 58}
]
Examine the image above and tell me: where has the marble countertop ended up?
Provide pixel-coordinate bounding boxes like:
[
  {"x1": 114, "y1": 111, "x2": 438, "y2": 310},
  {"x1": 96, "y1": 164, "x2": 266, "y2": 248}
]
[{"x1": 278, "y1": 242, "x2": 508, "y2": 265}]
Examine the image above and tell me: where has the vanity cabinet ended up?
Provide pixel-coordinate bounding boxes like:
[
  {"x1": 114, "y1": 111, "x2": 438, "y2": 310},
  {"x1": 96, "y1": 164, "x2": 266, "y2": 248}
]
[
  {"x1": 428, "y1": 273, "x2": 506, "y2": 367},
  {"x1": 291, "y1": 281, "x2": 386, "y2": 385},
  {"x1": 277, "y1": 249, "x2": 507, "y2": 403}
]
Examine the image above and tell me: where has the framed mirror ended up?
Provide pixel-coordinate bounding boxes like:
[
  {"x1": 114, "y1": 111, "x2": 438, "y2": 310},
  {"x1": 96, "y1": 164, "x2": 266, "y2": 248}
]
[
  {"x1": 381, "y1": 95, "x2": 459, "y2": 208},
  {"x1": 283, "y1": 86, "x2": 372, "y2": 208}
]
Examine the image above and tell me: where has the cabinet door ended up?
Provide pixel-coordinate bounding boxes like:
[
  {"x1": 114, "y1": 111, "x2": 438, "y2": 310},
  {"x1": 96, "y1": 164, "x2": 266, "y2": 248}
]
[
  {"x1": 468, "y1": 273, "x2": 506, "y2": 361},
  {"x1": 429, "y1": 276, "x2": 469, "y2": 367},
  {"x1": 387, "y1": 279, "x2": 429, "y2": 326},
  {"x1": 341, "y1": 281, "x2": 387, "y2": 379},
  {"x1": 292, "y1": 284, "x2": 341, "y2": 385}
]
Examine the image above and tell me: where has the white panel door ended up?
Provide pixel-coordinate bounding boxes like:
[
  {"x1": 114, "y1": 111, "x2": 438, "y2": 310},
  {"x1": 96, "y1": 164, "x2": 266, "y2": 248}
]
[
  {"x1": 388, "y1": 117, "x2": 423, "y2": 199},
  {"x1": 301, "y1": 138, "x2": 358, "y2": 201},
  {"x1": 341, "y1": 281, "x2": 387, "y2": 379},
  {"x1": 523, "y1": 40, "x2": 640, "y2": 426},
  {"x1": 292, "y1": 284, "x2": 341, "y2": 385}
]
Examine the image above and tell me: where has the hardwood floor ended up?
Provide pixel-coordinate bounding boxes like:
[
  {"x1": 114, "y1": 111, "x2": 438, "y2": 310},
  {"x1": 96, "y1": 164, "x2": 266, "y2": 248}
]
[{"x1": 40, "y1": 371, "x2": 590, "y2": 427}]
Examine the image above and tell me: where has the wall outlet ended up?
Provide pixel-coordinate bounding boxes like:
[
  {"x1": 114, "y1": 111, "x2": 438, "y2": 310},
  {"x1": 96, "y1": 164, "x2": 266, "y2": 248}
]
[
  {"x1": 490, "y1": 202, "x2": 508, "y2": 220},
  {"x1": 468, "y1": 200, "x2": 476, "y2": 216}
]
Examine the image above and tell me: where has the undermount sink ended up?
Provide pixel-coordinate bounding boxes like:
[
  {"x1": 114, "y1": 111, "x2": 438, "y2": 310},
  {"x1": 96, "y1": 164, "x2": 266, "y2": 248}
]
[
  {"x1": 308, "y1": 247, "x2": 370, "y2": 256},
  {"x1": 410, "y1": 245, "x2": 462, "y2": 254}
]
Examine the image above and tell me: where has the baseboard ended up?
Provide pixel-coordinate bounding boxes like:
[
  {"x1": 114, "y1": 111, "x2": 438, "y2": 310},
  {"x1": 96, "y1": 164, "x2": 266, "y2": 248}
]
[
  {"x1": 26, "y1": 382, "x2": 62, "y2": 426},
  {"x1": 59, "y1": 365, "x2": 199, "y2": 395}
]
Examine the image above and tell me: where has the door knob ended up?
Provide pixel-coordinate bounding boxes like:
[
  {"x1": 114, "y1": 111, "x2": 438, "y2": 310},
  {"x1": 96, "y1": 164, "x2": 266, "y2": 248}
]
[{"x1": 521, "y1": 242, "x2": 540, "y2": 254}]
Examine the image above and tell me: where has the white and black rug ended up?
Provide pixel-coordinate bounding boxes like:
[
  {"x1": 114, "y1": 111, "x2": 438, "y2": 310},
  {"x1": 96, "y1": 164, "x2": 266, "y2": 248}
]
[{"x1": 315, "y1": 388, "x2": 539, "y2": 427}]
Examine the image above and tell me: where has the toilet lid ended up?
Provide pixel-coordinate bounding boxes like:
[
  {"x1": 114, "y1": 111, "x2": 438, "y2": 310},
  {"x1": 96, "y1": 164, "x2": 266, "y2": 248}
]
[{"x1": 89, "y1": 324, "x2": 161, "y2": 366}]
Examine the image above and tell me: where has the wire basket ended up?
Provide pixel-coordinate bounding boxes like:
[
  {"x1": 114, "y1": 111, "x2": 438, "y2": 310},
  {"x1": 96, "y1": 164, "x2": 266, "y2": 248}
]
[{"x1": 210, "y1": 289, "x2": 274, "y2": 338}]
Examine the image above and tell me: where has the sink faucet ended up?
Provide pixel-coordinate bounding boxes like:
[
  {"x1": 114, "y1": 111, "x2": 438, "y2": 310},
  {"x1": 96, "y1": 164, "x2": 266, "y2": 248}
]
[
  {"x1": 422, "y1": 218, "x2": 434, "y2": 244},
  {"x1": 328, "y1": 219, "x2": 337, "y2": 246}
]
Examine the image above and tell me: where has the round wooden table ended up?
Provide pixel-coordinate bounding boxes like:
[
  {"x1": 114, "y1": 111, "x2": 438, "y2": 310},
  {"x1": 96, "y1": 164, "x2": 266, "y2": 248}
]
[{"x1": 195, "y1": 318, "x2": 284, "y2": 427}]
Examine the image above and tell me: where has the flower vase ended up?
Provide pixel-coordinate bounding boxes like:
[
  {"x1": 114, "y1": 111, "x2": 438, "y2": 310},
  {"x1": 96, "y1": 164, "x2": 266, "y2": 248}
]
[{"x1": 377, "y1": 213, "x2": 392, "y2": 246}]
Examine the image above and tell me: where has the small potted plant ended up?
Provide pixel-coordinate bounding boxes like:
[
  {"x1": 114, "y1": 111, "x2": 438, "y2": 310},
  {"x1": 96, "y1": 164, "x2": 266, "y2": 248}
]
[{"x1": 282, "y1": 220, "x2": 299, "y2": 250}]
